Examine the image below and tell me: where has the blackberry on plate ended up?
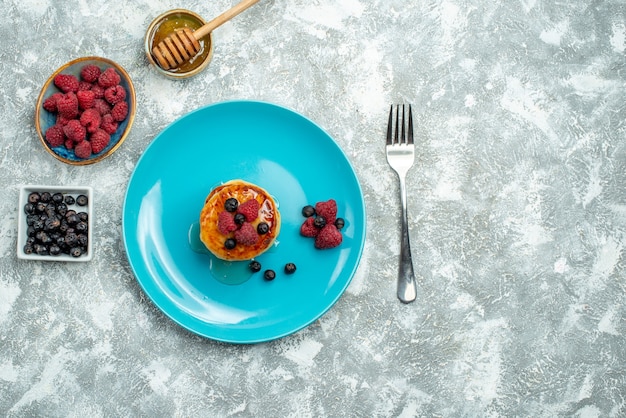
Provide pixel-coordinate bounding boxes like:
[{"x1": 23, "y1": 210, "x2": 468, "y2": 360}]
[
  {"x1": 256, "y1": 222, "x2": 269, "y2": 235},
  {"x1": 284, "y1": 262, "x2": 297, "y2": 274},
  {"x1": 224, "y1": 238, "x2": 236, "y2": 250},
  {"x1": 314, "y1": 216, "x2": 326, "y2": 229},
  {"x1": 224, "y1": 198, "x2": 239, "y2": 212},
  {"x1": 249, "y1": 260, "x2": 262, "y2": 272},
  {"x1": 302, "y1": 205, "x2": 316, "y2": 218}
]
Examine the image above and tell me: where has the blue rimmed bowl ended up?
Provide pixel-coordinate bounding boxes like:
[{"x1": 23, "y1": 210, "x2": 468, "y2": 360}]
[{"x1": 34, "y1": 56, "x2": 136, "y2": 165}]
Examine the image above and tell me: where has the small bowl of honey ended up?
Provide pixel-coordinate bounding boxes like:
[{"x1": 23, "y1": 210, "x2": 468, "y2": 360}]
[{"x1": 145, "y1": 9, "x2": 214, "y2": 79}]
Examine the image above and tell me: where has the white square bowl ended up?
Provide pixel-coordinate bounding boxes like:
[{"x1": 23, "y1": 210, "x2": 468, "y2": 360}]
[{"x1": 17, "y1": 185, "x2": 93, "y2": 262}]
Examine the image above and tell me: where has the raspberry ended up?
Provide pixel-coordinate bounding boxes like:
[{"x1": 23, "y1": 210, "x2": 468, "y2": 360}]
[
  {"x1": 100, "y1": 114, "x2": 118, "y2": 135},
  {"x1": 93, "y1": 98, "x2": 111, "y2": 116},
  {"x1": 45, "y1": 124, "x2": 65, "y2": 147},
  {"x1": 74, "y1": 140, "x2": 92, "y2": 159},
  {"x1": 64, "y1": 138, "x2": 74, "y2": 150},
  {"x1": 111, "y1": 101, "x2": 128, "y2": 122},
  {"x1": 217, "y1": 211, "x2": 238, "y2": 235},
  {"x1": 77, "y1": 81, "x2": 93, "y2": 92},
  {"x1": 80, "y1": 64, "x2": 101, "y2": 83},
  {"x1": 233, "y1": 222, "x2": 259, "y2": 246},
  {"x1": 56, "y1": 92, "x2": 79, "y2": 119},
  {"x1": 80, "y1": 108, "x2": 101, "y2": 133},
  {"x1": 91, "y1": 84, "x2": 105, "y2": 99},
  {"x1": 300, "y1": 217, "x2": 319, "y2": 238},
  {"x1": 237, "y1": 199, "x2": 260, "y2": 222},
  {"x1": 53, "y1": 74, "x2": 79, "y2": 93},
  {"x1": 43, "y1": 93, "x2": 63, "y2": 112},
  {"x1": 90, "y1": 129, "x2": 110, "y2": 154},
  {"x1": 76, "y1": 90, "x2": 96, "y2": 110},
  {"x1": 104, "y1": 85, "x2": 126, "y2": 104},
  {"x1": 315, "y1": 199, "x2": 337, "y2": 224},
  {"x1": 56, "y1": 114, "x2": 72, "y2": 126},
  {"x1": 314, "y1": 224, "x2": 343, "y2": 249},
  {"x1": 63, "y1": 119, "x2": 86, "y2": 143},
  {"x1": 98, "y1": 68, "x2": 121, "y2": 88}
]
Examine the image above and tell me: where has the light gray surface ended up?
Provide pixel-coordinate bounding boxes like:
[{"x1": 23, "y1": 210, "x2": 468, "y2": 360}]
[{"x1": 2, "y1": 0, "x2": 626, "y2": 417}]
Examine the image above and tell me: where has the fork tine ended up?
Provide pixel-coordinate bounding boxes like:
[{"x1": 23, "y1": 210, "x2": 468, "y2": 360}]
[
  {"x1": 394, "y1": 105, "x2": 400, "y2": 145},
  {"x1": 386, "y1": 105, "x2": 393, "y2": 145},
  {"x1": 407, "y1": 105, "x2": 414, "y2": 145},
  {"x1": 400, "y1": 105, "x2": 406, "y2": 144}
]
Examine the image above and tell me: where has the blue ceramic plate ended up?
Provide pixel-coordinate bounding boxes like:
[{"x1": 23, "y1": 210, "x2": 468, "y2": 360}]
[{"x1": 123, "y1": 101, "x2": 366, "y2": 343}]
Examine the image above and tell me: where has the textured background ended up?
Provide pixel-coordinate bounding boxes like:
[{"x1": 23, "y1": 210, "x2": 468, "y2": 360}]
[{"x1": 2, "y1": 0, "x2": 626, "y2": 417}]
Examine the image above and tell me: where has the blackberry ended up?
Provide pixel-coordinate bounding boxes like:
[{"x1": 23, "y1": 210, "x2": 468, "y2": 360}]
[
  {"x1": 36, "y1": 231, "x2": 52, "y2": 244},
  {"x1": 302, "y1": 205, "x2": 316, "y2": 217},
  {"x1": 64, "y1": 195, "x2": 75, "y2": 205},
  {"x1": 65, "y1": 232, "x2": 78, "y2": 247},
  {"x1": 224, "y1": 238, "x2": 236, "y2": 250},
  {"x1": 334, "y1": 218, "x2": 345, "y2": 230},
  {"x1": 49, "y1": 245, "x2": 61, "y2": 256},
  {"x1": 45, "y1": 218, "x2": 61, "y2": 231},
  {"x1": 76, "y1": 194, "x2": 88, "y2": 206},
  {"x1": 52, "y1": 193, "x2": 64, "y2": 204},
  {"x1": 66, "y1": 213, "x2": 79, "y2": 225},
  {"x1": 36, "y1": 202, "x2": 47, "y2": 213},
  {"x1": 76, "y1": 234, "x2": 88, "y2": 247},
  {"x1": 32, "y1": 219, "x2": 45, "y2": 231},
  {"x1": 249, "y1": 260, "x2": 262, "y2": 272},
  {"x1": 314, "y1": 216, "x2": 326, "y2": 229},
  {"x1": 224, "y1": 198, "x2": 239, "y2": 212},
  {"x1": 234, "y1": 213, "x2": 246, "y2": 225},
  {"x1": 56, "y1": 202, "x2": 68, "y2": 216},
  {"x1": 35, "y1": 244, "x2": 49, "y2": 255},
  {"x1": 257, "y1": 222, "x2": 269, "y2": 235},
  {"x1": 284, "y1": 262, "x2": 297, "y2": 274},
  {"x1": 263, "y1": 269, "x2": 276, "y2": 281},
  {"x1": 28, "y1": 192, "x2": 41, "y2": 204}
]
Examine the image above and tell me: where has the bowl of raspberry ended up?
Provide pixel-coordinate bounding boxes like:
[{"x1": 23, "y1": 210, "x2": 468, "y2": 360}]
[{"x1": 35, "y1": 56, "x2": 136, "y2": 165}]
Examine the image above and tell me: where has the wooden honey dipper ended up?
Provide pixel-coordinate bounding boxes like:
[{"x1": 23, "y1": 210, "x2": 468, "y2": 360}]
[{"x1": 152, "y1": 0, "x2": 260, "y2": 71}]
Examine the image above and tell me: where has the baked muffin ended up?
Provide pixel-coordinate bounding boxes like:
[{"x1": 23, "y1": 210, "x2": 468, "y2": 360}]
[{"x1": 199, "y1": 180, "x2": 281, "y2": 261}]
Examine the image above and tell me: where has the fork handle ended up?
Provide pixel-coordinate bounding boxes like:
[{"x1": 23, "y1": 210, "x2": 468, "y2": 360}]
[{"x1": 397, "y1": 176, "x2": 417, "y2": 303}]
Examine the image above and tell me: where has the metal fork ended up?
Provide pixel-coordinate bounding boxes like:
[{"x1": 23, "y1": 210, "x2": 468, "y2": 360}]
[{"x1": 386, "y1": 104, "x2": 418, "y2": 303}]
